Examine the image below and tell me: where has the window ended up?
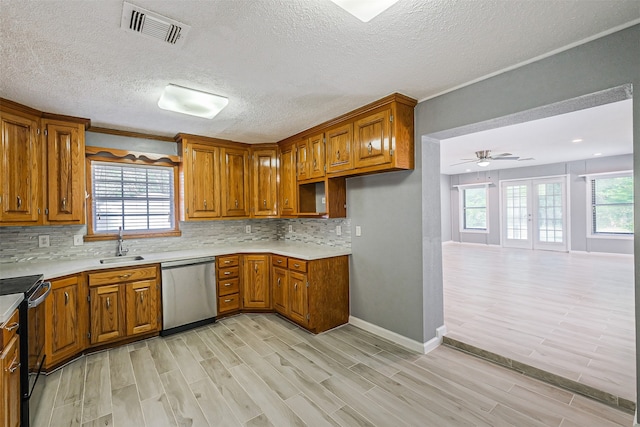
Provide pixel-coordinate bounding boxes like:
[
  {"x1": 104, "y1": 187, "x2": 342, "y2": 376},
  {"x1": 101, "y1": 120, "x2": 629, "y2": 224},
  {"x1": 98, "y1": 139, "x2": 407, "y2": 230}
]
[
  {"x1": 590, "y1": 174, "x2": 633, "y2": 235},
  {"x1": 86, "y1": 147, "x2": 181, "y2": 239},
  {"x1": 461, "y1": 186, "x2": 488, "y2": 231}
]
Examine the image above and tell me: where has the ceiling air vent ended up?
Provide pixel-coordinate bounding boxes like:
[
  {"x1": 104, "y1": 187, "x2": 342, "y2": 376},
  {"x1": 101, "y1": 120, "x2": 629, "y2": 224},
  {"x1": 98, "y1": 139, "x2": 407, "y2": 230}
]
[{"x1": 121, "y1": 2, "x2": 190, "y2": 46}]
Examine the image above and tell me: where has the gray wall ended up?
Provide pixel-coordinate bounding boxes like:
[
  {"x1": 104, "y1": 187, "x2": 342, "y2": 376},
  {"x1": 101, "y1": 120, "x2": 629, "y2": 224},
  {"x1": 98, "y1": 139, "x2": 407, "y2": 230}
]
[
  {"x1": 440, "y1": 174, "x2": 452, "y2": 242},
  {"x1": 447, "y1": 154, "x2": 633, "y2": 254},
  {"x1": 412, "y1": 24, "x2": 639, "y2": 402}
]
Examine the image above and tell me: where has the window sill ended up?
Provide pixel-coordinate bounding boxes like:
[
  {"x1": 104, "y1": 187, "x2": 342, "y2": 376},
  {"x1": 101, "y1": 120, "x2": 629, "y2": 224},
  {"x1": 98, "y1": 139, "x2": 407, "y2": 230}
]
[
  {"x1": 84, "y1": 230, "x2": 182, "y2": 242},
  {"x1": 587, "y1": 233, "x2": 633, "y2": 241},
  {"x1": 460, "y1": 229, "x2": 489, "y2": 234}
]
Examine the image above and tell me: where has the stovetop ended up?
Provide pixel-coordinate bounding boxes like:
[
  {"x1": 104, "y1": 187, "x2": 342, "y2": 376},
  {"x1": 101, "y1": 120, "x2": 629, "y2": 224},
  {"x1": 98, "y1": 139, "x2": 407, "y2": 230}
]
[{"x1": 0, "y1": 274, "x2": 44, "y2": 297}]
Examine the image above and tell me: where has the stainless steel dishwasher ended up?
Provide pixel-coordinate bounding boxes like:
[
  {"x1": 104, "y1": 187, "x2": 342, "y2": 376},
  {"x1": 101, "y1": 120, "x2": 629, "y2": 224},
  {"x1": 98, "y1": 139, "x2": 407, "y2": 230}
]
[{"x1": 160, "y1": 256, "x2": 216, "y2": 336}]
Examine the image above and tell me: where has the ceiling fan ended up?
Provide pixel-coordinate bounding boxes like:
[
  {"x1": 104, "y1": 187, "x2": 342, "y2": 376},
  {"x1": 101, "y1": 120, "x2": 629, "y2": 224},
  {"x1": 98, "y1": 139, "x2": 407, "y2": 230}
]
[{"x1": 451, "y1": 150, "x2": 532, "y2": 167}]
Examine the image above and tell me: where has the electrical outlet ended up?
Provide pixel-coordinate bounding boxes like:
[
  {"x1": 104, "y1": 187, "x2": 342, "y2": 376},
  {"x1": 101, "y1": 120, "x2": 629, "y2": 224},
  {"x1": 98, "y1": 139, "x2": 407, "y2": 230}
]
[
  {"x1": 38, "y1": 235, "x2": 50, "y2": 248},
  {"x1": 355, "y1": 225, "x2": 362, "y2": 237},
  {"x1": 336, "y1": 225, "x2": 342, "y2": 236},
  {"x1": 73, "y1": 235, "x2": 84, "y2": 246},
  {"x1": 245, "y1": 225, "x2": 251, "y2": 233},
  {"x1": 288, "y1": 225, "x2": 293, "y2": 233},
  {"x1": 321, "y1": 197, "x2": 326, "y2": 204}
]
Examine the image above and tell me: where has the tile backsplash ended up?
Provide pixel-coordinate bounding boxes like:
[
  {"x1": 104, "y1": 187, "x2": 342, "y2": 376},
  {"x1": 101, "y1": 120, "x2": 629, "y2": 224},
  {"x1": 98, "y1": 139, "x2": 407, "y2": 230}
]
[{"x1": 0, "y1": 218, "x2": 351, "y2": 263}]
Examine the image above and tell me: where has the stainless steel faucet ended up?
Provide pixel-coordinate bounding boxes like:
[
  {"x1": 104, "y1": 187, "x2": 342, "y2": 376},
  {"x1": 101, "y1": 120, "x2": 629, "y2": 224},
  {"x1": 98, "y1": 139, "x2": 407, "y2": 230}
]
[{"x1": 116, "y1": 226, "x2": 129, "y2": 257}]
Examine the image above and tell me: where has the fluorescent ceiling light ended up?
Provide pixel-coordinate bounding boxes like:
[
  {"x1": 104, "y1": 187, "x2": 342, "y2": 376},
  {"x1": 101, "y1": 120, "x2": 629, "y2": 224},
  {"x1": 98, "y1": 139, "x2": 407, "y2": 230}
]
[
  {"x1": 329, "y1": 0, "x2": 399, "y2": 22},
  {"x1": 158, "y1": 84, "x2": 228, "y2": 119},
  {"x1": 477, "y1": 160, "x2": 491, "y2": 167}
]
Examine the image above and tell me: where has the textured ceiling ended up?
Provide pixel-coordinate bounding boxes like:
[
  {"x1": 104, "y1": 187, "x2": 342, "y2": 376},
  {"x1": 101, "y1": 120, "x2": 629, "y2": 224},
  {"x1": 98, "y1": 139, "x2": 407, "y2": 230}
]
[{"x1": 1, "y1": 1, "x2": 639, "y2": 143}]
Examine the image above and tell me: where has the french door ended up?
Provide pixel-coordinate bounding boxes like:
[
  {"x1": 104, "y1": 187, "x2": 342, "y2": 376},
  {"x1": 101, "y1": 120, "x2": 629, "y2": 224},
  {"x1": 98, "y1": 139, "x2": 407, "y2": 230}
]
[{"x1": 501, "y1": 177, "x2": 568, "y2": 251}]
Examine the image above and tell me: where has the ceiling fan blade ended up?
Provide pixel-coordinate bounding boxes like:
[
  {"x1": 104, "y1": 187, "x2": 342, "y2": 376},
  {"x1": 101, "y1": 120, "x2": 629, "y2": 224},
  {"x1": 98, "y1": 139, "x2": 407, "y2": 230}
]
[
  {"x1": 517, "y1": 157, "x2": 535, "y2": 161},
  {"x1": 491, "y1": 156, "x2": 519, "y2": 161},
  {"x1": 491, "y1": 152, "x2": 512, "y2": 158},
  {"x1": 450, "y1": 159, "x2": 477, "y2": 166}
]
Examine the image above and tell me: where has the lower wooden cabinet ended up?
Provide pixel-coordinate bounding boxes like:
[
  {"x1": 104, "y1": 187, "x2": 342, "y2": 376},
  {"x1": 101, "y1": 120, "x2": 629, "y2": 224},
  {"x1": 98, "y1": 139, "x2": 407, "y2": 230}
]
[
  {"x1": 288, "y1": 270, "x2": 308, "y2": 325},
  {"x1": 1, "y1": 309, "x2": 20, "y2": 427},
  {"x1": 242, "y1": 254, "x2": 270, "y2": 309},
  {"x1": 272, "y1": 265, "x2": 288, "y2": 315},
  {"x1": 217, "y1": 255, "x2": 241, "y2": 316},
  {"x1": 88, "y1": 265, "x2": 160, "y2": 346},
  {"x1": 45, "y1": 274, "x2": 87, "y2": 369}
]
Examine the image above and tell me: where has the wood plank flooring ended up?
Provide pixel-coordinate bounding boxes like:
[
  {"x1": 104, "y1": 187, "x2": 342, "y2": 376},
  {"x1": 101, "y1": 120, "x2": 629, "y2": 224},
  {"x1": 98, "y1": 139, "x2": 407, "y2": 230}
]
[
  {"x1": 443, "y1": 243, "x2": 636, "y2": 404},
  {"x1": 33, "y1": 313, "x2": 632, "y2": 427}
]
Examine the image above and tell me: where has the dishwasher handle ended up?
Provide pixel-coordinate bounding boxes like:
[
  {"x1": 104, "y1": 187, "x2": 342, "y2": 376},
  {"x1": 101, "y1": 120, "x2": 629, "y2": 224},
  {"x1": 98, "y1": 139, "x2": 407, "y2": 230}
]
[{"x1": 161, "y1": 256, "x2": 216, "y2": 270}]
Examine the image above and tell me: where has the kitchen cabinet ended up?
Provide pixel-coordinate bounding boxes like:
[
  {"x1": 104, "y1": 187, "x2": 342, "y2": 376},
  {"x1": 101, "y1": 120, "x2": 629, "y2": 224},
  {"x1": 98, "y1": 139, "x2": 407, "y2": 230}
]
[
  {"x1": 251, "y1": 146, "x2": 278, "y2": 217},
  {"x1": 279, "y1": 143, "x2": 297, "y2": 216},
  {"x1": 44, "y1": 119, "x2": 86, "y2": 223},
  {"x1": 88, "y1": 265, "x2": 160, "y2": 346},
  {"x1": 353, "y1": 108, "x2": 391, "y2": 169},
  {"x1": 325, "y1": 123, "x2": 353, "y2": 174},
  {"x1": 296, "y1": 139, "x2": 310, "y2": 181},
  {"x1": 220, "y1": 146, "x2": 250, "y2": 217},
  {"x1": 0, "y1": 105, "x2": 42, "y2": 224},
  {"x1": 242, "y1": 254, "x2": 271, "y2": 309},
  {"x1": 44, "y1": 274, "x2": 87, "y2": 369},
  {"x1": 180, "y1": 140, "x2": 221, "y2": 220},
  {"x1": 1, "y1": 309, "x2": 20, "y2": 427},
  {"x1": 217, "y1": 255, "x2": 241, "y2": 316},
  {"x1": 308, "y1": 133, "x2": 326, "y2": 179},
  {"x1": 270, "y1": 255, "x2": 349, "y2": 333}
]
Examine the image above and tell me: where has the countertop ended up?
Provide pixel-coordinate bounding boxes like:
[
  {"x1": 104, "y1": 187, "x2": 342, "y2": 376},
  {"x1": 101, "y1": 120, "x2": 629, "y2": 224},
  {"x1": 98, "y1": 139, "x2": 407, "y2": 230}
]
[
  {"x1": 0, "y1": 241, "x2": 352, "y2": 281},
  {"x1": 0, "y1": 294, "x2": 23, "y2": 324}
]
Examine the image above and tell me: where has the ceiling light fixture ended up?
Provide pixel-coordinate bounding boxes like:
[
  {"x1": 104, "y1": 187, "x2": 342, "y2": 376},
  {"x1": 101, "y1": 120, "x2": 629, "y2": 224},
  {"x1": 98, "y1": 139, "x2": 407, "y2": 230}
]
[
  {"x1": 593, "y1": 152, "x2": 602, "y2": 156},
  {"x1": 158, "y1": 84, "x2": 228, "y2": 119},
  {"x1": 329, "y1": 0, "x2": 399, "y2": 22},
  {"x1": 572, "y1": 138, "x2": 583, "y2": 143},
  {"x1": 477, "y1": 160, "x2": 491, "y2": 167}
]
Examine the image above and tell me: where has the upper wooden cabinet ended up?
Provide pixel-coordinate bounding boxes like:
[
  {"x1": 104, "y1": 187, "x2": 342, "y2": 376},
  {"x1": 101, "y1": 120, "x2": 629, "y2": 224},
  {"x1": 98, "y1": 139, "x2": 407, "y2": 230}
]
[
  {"x1": 44, "y1": 119, "x2": 86, "y2": 223},
  {"x1": 0, "y1": 107, "x2": 41, "y2": 224},
  {"x1": 220, "y1": 146, "x2": 250, "y2": 217},
  {"x1": 180, "y1": 140, "x2": 221, "y2": 220},
  {"x1": 308, "y1": 133, "x2": 326, "y2": 179},
  {"x1": 325, "y1": 123, "x2": 353, "y2": 174},
  {"x1": 353, "y1": 109, "x2": 391, "y2": 169},
  {"x1": 251, "y1": 147, "x2": 277, "y2": 217},
  {"x1": 296, "y1": 139, "x2": 310, "y2": 181},
  {"x1": 279, "y1": 144, "x2": 297, "y2": 217},
  {"x1": 0, "y1": 99, "x2": 89, "y2": 226}
]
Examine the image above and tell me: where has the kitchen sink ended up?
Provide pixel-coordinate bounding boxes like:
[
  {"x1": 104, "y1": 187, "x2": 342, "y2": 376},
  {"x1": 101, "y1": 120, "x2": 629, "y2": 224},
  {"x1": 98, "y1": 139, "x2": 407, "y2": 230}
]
[{"x1": 99, "y1": 255, "x2": 145, "y2": 264}]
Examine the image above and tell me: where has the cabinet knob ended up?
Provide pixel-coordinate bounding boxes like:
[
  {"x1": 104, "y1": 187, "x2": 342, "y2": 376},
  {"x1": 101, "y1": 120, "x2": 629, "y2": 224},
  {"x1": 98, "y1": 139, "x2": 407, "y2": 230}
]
[
  {"x1": 204, "y1": 199, "x2": 207, "y2": 210},
  {"x1": 284, "y1": 198, "x2": 288, "y2": 206},
  {"x1": 263, "y1": 199, "x2": 267, "y2": 207},
  {"x1": 336, "y1": 150, "x2": 340, "y2": 160},
  {"x1": 367, "y1": 142, "x2": 373, "y2": 154},
  {"x1": 235, "y1": 199, "x2": 239, "y2": 208},
  {"x1": 16, "y1": 196, "x2": 22, "y2": 209},
  {"x1": 61, "y1": 197, "x2": 67, "y2": 210}
]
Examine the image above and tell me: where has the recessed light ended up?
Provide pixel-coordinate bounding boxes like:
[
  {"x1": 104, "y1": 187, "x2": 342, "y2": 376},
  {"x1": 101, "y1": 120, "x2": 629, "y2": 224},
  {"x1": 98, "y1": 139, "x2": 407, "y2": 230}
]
[
  {"x1": 329, "y1": 0, "x2": 399, "y2": 22},
  {"x1": 593, "y1": 152, "x2": 602, "y2": 156},
  {"x1": 158, "y1": 84, "x2": 228, "y2": 119},
  {"x1": 572, "y1": 138, "x2": 583, "y2": 143},
  {"x1": 465, "y1": 169, "x2": 472, "y2": 172}
]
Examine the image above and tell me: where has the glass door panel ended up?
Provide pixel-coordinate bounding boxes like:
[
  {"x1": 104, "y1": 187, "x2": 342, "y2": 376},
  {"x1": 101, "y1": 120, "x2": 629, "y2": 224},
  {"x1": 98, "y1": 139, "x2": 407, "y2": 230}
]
[{"x1": 502, "y1": 183, "x2": 531, "y2": 248}]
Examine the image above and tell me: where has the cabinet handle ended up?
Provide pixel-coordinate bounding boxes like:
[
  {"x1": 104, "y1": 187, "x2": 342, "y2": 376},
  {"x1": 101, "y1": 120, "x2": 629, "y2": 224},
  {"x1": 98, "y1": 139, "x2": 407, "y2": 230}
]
[
  {"x1": 367, "y1": 142, "x2": 373, "y2": 154},
  {"x1": 224, "y1": 271, "x2": 231, "y2": 276},
  {"x1": 224, "y1": 260, "x2": 231, "y2": 264},
  {"x1": 336, "y1": 150, "x2": 340, "y2": 160},
  {"x1": 224, "y1": 282, "x2": 232, "y2": 287},
  {"x1": 119, "y1": 274, "x2": 131, "y2": 279},
  {"x1": 277, "y1": 278, "x2": 281, "y2": 286},
  {"x1": 106, "y1": 297, "x2": 110, "y2": 309},
  {"x1": 61, "y1": 197, "x2": 67, "y2": 210},
  {"x1": 140, "y1": 293, "x2": 144, "y2": 303},
  {"x1": 254, "y1": 264, "x2": 258, "y2": 273},
  {"x1": 294, "y1": 263, "x2": 300, "y2": 268},
  {"x1": 294, "y1": 283, "x2": 298, "y2": 290},
  {"x1": 284, "y1": 198, "x2": 288, "y2": 206},
  {"x1": 277, "y1": 259, "x2": 282, "y2": 264},
  {"x1": 16, "y1": 196, "x2": 22, "y2": 209},
  {"x1": 263, "y1": 199, "x2": 267, "y2": 207},
  {"x1": 5, "y1": 322, "x2": 19, "y2": 332},
  {"x1": 204, "y1": 199, "x2": 207, "y2": 210},
  {"x1": 235, "y1": 199, "x2": 238, "y2": 208},
  {"x1": 7, "y1": 357, "x2": 20, "y2": 373},
  {"x1": 224, "y1": 299, "x2": 232, "y2": 303},
  {"x1": 64, "y1": 292, "x2": 69, "y2": 305},
  {"x1": 313, "y1": 159, "x2": 317, "y2": 168}
]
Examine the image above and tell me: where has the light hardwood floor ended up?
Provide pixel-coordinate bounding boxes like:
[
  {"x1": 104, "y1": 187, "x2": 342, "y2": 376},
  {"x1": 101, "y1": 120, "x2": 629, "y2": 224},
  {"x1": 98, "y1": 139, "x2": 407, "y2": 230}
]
[
  {"x1": 443, "y1": 243, "x2": 636, "y2": 404},
  {"x1": 33, "y1": 313, "x2": 632, "y2": 427}
]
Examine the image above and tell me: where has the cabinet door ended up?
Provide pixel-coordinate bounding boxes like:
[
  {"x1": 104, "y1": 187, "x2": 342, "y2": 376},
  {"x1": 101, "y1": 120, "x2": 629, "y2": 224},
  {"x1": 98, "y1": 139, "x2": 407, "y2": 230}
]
[
  {"x1": 0, "y1": 110, "x2": 41, "y2": 224},
  {"x1": 90, "y1": 285, "x2": 125, "y2": 345},
  {"x1": 221, "y1": 147, "x2": 250, "y2": 217},
  {"x1": 184, "y1": 143, "x2": 221, "y2": 219},
  {"x1": 272, "y1": 266, "x2": 288, "y2": 315},
  {"x1": 1, "y1": 335, "x2": 20, "y2": 427},
  {"x1": 45, "y1": 120, "x2": 85, "y2": 223},
  {"x1": 125, "y1": 280, "x2": 159, "y2": 336},
  {"x1": 354, "y1": 109, "x2": 391, "y2": 168},
  {"x1": 251, "y1": 148, "x2": 277, "y2": 217},
  {"x1": 243, "y1": 255, "x2": 270, "y2": 309},
  {"x1": 308, "y1": 133, "x2": 325, "y2": 179},
  {"x1": 296, "y1": 140, "x2": 310, "y2": 181},
  {"x1": 279, "y1": 146, "x2": 297, "y2": 216},
  {"x1": 45, "y1": 275, "x2": 85, "y2": 368},
  {"x1": 326, "y1": 123, "x2": 353, "y2": 174},
  {"x1": 289, "y1": 271, "x2": 308, "y2": 325}
]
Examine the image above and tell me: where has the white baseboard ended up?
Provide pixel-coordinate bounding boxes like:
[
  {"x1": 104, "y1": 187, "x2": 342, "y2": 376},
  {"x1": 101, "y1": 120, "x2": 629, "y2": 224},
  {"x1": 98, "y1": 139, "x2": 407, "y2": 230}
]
[
  {"x1": 634, "y1": 408, "x2": 638, "y2": 427},
  {"x1": 349, "y1": 316, "x2": 445, "y2": 354}
]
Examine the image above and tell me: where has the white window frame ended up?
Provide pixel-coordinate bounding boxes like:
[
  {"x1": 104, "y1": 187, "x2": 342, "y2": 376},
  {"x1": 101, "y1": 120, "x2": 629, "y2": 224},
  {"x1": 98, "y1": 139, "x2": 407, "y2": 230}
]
[
  {"x1": 582, "y1": 170, "x2": 633, "y2": 240},
  {"x1": 456, "y1": 183, "x2": 490, "y2": 234}
]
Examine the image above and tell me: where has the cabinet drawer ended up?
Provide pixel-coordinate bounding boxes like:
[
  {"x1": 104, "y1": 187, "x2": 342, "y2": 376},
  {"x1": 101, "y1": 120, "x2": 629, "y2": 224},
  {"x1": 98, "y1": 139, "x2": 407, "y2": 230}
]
[
  {"x1": 288, "y1": 258, "x2": 307, "y2": 273},
  {"x1": 217, "y1": 255, "x2": 239, "y2": 268},
  {"x1": 272, "y1": 255, "x2": 287, "y2": 267},
  {"x1": 89, "y1": 266, "x2": 157, "y2": 287},
  {"x1": 1, "y1": 309, "x2": 20, "y2": 348},
  {"x1": 218, "y1": 278, "x2": 239, "y2": 296},
  {"x1": 217, "y1": 266, "x2": 239, "y2": 280},
  {"x1": 218, "y1": 294, "x2": 240, "y2": 313}
]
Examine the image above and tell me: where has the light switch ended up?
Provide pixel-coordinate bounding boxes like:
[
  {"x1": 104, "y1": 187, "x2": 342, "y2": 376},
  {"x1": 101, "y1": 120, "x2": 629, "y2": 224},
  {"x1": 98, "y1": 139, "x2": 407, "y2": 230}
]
[
  {"x1": 355, "y1": 226, "x2": 362, "y2": 237},
  {"x1": 321, "y1": 197, "x2": 326, "y2": 204},
  {"x1": 288, "y1": 224, "x2": 293, "y2": 233},
  {"x1": 245, "y1": 225, "x2": 251, "y2": 233},
  {"x1": 38, "y1": 235, "x2": 50, "y2": 248},
  {"x1": 73, "y1": 235, "x2": 84, "y2": 246},
  {"x1": 336, "y1": 225, "x2": 342, "y2": 236}
]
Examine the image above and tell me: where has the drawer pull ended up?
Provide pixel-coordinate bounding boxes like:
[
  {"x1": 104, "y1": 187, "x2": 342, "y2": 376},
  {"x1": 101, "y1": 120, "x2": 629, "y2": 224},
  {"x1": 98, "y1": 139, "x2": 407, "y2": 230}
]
[
  {"x1": 224, "y1": 283, "x2": 232, "y2": 287},
  {"x1": 224, "y1": 271, "x2": 231, "y2": 276},
  {"x1": 277, "y1": 259, "x2": 282, "y2": 264},
  {"x1": 119, "y1": 274, "x2": 131, "y2": 279},
  {"x1": 224, "y1": 260, "x2": 231, "y2": 264},
  {"x1": 224, "y1": 299, "x2": 232, "y2": 303},
  {"x1": 294, "y1": 263, "x2": 300, "y2": 268},
  {"x1": 5, "y1": 322, "x2": 19, "y2": 332}
]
